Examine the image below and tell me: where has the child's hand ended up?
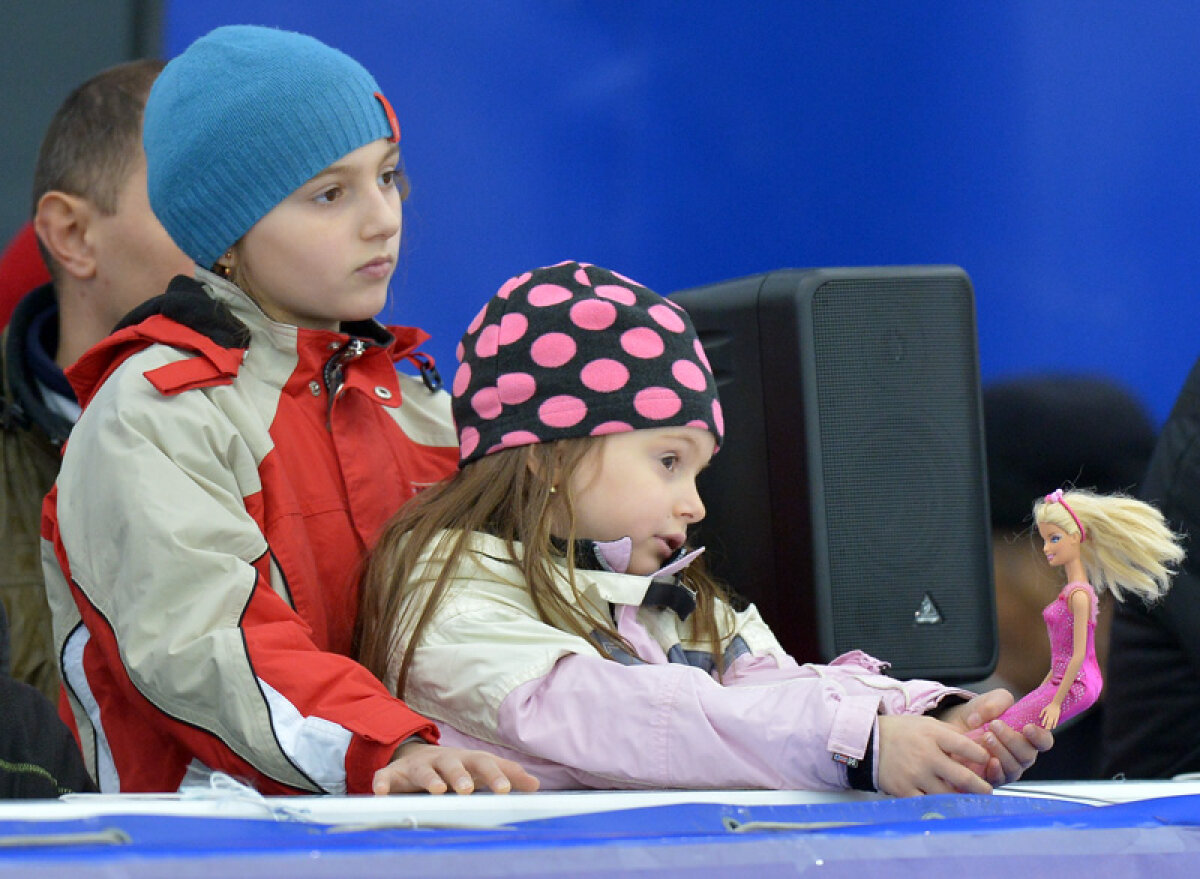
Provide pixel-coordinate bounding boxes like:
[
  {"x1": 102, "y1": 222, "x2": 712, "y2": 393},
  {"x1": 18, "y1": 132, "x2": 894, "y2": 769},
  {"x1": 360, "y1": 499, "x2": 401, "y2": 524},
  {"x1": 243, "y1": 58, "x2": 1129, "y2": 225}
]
[
  {"x1": 876, "y1": 714, "x2": 994, "y2": 796},
  {"x1": 372, "y1": 741, "x2": 540, "y2": 795},
  {"x1": 940, "y1": 689, "x2": 1055, "y2": 785}
]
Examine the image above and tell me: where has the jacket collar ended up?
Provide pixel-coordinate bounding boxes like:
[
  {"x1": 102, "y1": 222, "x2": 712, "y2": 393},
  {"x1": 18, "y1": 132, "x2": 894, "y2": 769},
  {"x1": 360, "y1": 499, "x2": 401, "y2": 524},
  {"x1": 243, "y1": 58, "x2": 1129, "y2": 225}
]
[
  {"x1": 194, "y1": 268, "x2": 433, "y2": 362},
  {"x1": 459, "y1": 530, "x2": 660, "y2": 608},
  {"x1": 0, "y1": 283, "x2": 73, "y2": 444},
  {"x1": 67, "y1": 270, "x2": 443, "y2": 407}
]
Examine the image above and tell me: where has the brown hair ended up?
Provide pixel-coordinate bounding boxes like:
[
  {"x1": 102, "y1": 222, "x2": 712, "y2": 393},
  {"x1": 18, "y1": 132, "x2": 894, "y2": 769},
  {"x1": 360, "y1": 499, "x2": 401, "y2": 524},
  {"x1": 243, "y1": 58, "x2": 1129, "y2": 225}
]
[
  {"x1": 32, "y1": 59, "x2": 165, "y2": 215},
  {"x1": 31, "y1": 59, "x2": 166, "y2": 276},
  {"x1": 356, "y1": 436, "x2": 730, "y2": 698}
]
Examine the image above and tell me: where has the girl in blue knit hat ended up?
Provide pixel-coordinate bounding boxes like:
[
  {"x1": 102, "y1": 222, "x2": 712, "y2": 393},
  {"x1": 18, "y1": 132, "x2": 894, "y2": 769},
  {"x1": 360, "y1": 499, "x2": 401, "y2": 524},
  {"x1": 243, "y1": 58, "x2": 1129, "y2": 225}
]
[
  {"x1": 357, "y1": 261, "x2": 1053, "y2": 796},
  {"x1": 42, "y1": 24, "x2": 537, "y2": 797}
]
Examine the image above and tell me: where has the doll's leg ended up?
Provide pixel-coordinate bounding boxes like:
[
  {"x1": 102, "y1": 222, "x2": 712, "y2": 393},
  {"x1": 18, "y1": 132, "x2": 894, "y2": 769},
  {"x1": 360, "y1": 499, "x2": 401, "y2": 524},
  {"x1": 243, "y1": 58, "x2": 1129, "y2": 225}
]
[{"x1": 968, "y1": 683, "x2": 1053, "y2": 739}]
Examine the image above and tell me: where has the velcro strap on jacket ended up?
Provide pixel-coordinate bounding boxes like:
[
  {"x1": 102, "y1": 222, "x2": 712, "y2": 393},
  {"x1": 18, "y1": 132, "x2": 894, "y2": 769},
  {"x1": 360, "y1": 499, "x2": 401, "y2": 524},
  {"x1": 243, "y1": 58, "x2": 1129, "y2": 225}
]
[{"x1": 143, "y1": 353, "x2": 242, "y2": 395}]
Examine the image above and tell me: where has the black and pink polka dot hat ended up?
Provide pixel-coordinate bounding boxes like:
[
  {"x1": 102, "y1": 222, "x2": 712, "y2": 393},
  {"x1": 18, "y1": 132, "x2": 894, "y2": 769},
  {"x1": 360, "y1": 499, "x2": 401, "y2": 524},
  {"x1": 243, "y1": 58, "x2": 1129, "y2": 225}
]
[{"x1": 452, "y1": 261, "x2": 725, "y2": 467}]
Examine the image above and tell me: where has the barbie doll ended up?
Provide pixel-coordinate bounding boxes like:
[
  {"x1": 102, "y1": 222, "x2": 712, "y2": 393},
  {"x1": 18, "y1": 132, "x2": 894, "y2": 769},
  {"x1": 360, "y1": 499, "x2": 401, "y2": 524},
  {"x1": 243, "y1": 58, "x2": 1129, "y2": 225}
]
[{"x1": 987, "y1": 488, "x2": 1183, "y2": 733}]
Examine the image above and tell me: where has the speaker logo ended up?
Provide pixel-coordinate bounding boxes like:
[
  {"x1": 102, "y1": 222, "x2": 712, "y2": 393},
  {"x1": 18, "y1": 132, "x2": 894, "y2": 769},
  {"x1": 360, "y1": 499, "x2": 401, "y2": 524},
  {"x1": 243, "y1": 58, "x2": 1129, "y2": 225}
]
[{"x1": 914, "y1": 593, "x2": 943, "y2": 625}]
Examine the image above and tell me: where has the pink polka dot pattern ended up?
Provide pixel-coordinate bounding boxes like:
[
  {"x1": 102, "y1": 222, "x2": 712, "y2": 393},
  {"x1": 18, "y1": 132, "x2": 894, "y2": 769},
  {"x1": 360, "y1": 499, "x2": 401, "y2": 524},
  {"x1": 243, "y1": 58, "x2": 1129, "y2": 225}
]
[
  {"x1": 581, "y1": 358, "x2": 629, "y2": 392},
  {"x1": 452, "y1": 362, "x2": 471, "y2": 397},
  {"x1": 539, "y1": 395, "x2": 587, "y2": 428},
  {"x1": 595, "y1": 284, "x2": 638, "y2": 306},
  {"x1": 634, "y1": 387, "x2": 682, "y2": 421},
  {"x1": 527, "y1": 283, "x2": 573, "y2": 307},
  {"x1": 451, "y1": 261, "x2": 722, "y2": 467},
  {"x1": 592, "y1": 421, "x2": 632, "y2": 435},
  {"x1": 499, "y1": 429, "x2": 541, "y2": 448},
  {"x1": 475, "y1": 324, "x2": 500, "y2": 358},
  {"x1": 459, "y1": 426, "x2": 480, "y2": 460},
  {"x1": 498, "y1": 312, "x2": 529, "y2": 346},
  {"x1": 648, "y1": 303, "x2": 686, "y2": 333},
  {"x1": 496, "y1": 371, "x2": 536, "y2": 405},
  {"x1": 496, "y1": 272, "x2": 531, "y2": 299},
  {"x1": 466, "y1": 303, "x2": 488, "y2": 335},
  {"x1": 672, "y1": 359, "x2": 708, "y2": 392},
  {"x1": 471, "y1": 386, "x2": 502, "y2": 420},
  {"x1": 569, "y1": 298, "x2": 617, "y2": 331},
  {"x1": 620, "y1": 327, "x2": 664, "y2": 359},
  {"x1": 530, "y1": 332, "x2": 577, "y2": 368}
]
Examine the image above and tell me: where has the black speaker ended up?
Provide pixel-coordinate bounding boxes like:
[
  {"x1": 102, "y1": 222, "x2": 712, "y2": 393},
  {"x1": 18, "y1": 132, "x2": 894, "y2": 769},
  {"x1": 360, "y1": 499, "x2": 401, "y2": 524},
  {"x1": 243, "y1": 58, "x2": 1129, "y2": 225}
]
[{"x1": 669, "y1": 266, "x2": 996, "y2": 682}]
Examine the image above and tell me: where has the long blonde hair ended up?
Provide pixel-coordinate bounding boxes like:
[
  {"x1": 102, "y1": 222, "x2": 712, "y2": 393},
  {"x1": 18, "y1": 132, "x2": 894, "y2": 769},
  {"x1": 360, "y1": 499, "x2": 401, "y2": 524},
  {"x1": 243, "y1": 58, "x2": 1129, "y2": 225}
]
[
  {"x1": 1034, "y1": 488, "x2": 1184, "y2": 602},
  {"x1": 355, "y1": 436, "x2": 730, "y2": 698}
]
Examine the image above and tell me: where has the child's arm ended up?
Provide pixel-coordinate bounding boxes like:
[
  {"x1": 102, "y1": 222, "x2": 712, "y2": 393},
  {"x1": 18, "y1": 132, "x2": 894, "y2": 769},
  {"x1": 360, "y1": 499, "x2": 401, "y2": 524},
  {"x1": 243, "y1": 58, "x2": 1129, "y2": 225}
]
[
  {"x1": 708, "y1": 611, "x2": 1051, "y2": 789},
  {"x1": 718, "y1": 652, "x2": 1049, "y2": 793},
  {"x1": 875, "y1": 714, "x2": 994, "y2": 796},
  {"x1": 371, "y1": 741, "x2": 539, "y2": 795},
  {"x1": 406, "y1": 607, "x2": 1020, "y2": 792},
  {"x1": 47, "y1": 355, "x2": 443, "y2": 794}
]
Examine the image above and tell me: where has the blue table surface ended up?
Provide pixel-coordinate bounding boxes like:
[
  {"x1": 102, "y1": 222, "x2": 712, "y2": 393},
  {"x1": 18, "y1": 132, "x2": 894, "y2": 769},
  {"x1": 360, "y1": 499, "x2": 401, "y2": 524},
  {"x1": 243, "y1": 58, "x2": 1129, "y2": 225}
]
[{"x1": 3, "y1": 788, "x2": 1199, "y2": 877}]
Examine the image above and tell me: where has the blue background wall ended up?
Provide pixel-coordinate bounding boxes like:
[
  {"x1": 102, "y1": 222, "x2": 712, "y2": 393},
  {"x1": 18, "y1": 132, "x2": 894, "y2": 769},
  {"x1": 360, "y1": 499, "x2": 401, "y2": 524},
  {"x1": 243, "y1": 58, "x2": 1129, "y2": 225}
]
[{"x1": 164, "y1": 1, "x2": 1200, "y2": 423}]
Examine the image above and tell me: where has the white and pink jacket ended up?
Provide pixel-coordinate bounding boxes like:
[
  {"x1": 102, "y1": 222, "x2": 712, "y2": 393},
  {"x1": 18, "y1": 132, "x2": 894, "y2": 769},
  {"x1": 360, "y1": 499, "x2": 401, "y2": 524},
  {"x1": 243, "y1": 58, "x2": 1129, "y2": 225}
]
[{"x1": 387, "y1": 530, "x2": 968, "y2": 791}]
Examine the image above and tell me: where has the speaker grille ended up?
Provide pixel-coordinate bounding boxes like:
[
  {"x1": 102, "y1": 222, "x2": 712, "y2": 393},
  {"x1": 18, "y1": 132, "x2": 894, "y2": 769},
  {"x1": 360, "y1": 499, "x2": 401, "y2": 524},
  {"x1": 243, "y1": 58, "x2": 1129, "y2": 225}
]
[{"x1": 810, "y1": 276, "x2": 991, "y2": 668}]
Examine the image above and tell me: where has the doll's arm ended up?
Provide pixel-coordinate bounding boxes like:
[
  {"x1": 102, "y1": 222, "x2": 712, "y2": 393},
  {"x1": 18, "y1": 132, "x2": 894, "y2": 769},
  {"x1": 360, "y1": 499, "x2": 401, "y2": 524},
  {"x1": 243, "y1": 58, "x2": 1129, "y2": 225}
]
[{"x1": 1040, "y1": 589, "x2": 1091, "y2": 729}]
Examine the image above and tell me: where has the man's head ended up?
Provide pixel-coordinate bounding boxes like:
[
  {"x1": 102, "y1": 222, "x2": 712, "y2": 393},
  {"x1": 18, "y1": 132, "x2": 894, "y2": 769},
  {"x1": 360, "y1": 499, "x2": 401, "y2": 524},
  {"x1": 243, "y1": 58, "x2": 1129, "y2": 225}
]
[{"x1": 31, "y1": 59, "x2": 193, "y2": 363}]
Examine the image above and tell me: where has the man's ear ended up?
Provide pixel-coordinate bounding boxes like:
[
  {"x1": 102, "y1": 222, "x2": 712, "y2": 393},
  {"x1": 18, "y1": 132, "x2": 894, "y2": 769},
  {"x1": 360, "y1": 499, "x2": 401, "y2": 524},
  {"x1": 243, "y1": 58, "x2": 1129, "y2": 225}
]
[{"x1": 33, "y1": 191, "x2": 98, "y2": 281}]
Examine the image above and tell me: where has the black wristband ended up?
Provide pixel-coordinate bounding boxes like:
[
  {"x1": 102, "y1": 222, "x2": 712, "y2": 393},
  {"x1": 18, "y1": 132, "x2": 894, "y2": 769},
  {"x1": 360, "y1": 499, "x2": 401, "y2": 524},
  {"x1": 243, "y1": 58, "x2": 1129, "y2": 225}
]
[{"x1": 843, "y1": 728, "x2": 877, "y2": 792}]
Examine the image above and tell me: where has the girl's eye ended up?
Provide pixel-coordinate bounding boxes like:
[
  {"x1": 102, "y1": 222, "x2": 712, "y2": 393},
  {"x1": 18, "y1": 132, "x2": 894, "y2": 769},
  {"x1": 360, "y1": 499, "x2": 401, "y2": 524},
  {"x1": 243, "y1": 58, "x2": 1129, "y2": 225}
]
[
  {"x1": 379, "y1": 168, "x2": 396, "y2": 187},
  {"x1": 1050, "y1": 535, "x2": 1060, "y2": 543},
  {"x1": 660, "y1": 454, "x2": 678, "y2": 471},
  {"x1": 314, "y1": 186, "x2": 343, "y2": 204}
]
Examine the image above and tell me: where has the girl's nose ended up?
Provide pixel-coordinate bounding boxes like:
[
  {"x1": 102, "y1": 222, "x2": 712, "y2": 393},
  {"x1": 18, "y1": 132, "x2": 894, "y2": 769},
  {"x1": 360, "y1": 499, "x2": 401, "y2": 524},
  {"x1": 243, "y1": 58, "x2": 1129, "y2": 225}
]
[
  {"x1": 363, "y1": 185, "x2": 401, "y2": 239},
  {"x1": 678, "y1": 481, "x2": 706, "y2": 523}
]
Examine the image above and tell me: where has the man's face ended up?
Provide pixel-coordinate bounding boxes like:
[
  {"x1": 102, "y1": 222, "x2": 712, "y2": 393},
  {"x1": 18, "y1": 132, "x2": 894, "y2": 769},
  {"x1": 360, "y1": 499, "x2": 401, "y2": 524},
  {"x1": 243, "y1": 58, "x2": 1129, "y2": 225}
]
[{"x1": 88, "y1": 153, "x2": 194, "y2": 330}]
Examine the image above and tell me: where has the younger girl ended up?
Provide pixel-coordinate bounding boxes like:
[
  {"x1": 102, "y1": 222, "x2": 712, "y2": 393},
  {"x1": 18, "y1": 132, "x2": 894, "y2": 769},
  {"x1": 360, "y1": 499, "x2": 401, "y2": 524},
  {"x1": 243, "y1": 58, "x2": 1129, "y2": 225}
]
[
  {"x1": 41, "y1": 25, "x2": 536, "y2": 798},
  {"x1": 358, "y1": 261, "x2": 1052, "y2": 796},
  {"x1": 987, "y1": 488, "x2": 1183, "y2": 732}
]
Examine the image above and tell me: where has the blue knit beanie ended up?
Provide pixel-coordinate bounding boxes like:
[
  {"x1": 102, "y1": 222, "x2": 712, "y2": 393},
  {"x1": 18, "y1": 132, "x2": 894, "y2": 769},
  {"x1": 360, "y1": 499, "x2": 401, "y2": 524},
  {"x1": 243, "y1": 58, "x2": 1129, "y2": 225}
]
[{"x1": 143, "y1": 25, "x2": 399, "y2": 269}]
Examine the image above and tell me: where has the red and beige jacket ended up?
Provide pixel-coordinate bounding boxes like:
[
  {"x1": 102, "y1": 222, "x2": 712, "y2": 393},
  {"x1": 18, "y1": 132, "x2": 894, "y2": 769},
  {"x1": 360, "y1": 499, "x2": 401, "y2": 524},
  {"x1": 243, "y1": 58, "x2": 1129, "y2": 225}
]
[{"x1": 41, "y1": 270, "x2": 458, "y2": 794}]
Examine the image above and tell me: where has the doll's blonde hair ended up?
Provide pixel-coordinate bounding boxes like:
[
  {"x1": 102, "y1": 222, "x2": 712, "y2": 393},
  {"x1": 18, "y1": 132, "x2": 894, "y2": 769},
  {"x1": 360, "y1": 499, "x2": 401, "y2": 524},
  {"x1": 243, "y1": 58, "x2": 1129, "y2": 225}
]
[{"x1": 1034, "y1": 488, "x2": 1184, "y2": 602}]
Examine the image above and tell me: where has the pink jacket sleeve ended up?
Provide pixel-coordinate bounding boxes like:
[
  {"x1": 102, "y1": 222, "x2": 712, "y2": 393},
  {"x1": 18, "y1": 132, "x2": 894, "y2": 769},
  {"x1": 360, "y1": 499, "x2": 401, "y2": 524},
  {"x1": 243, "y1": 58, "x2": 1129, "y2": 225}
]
[{"x1": 483, "y1": 648, "x2": 961, "y2": 791}]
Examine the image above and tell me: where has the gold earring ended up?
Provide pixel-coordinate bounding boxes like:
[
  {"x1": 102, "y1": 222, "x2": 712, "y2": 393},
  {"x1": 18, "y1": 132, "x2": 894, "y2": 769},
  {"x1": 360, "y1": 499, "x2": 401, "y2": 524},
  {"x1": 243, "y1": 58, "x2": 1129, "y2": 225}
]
[{"x1": 214, "y1": 251, "x2": 234, "y2": 278}]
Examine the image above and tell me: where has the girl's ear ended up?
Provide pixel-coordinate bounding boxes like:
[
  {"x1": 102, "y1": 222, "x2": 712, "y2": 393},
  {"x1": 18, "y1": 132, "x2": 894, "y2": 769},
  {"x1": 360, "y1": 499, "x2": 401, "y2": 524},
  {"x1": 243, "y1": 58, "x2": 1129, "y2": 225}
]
[
  {"x1": 524, "y1": 447, "x2": 542, "y2": 479},
  {"x1": 524, "y1": 445, "x2": 561, "y2": 491}
]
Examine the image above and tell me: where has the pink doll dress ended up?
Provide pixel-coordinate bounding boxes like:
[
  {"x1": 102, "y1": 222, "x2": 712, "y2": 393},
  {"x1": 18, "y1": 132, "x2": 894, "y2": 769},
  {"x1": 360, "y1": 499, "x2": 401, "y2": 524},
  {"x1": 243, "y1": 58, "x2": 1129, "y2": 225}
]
[{"x1": 994, "y1": 581, "x2": 1102, "y2": 731}]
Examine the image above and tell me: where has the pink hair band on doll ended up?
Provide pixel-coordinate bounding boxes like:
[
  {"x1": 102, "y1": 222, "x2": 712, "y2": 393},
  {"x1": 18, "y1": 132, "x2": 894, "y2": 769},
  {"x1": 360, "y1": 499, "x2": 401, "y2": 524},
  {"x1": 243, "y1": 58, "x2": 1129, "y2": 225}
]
[{"x1": 1045, "y1": 489, "x2": 1087, "y2": 542}]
